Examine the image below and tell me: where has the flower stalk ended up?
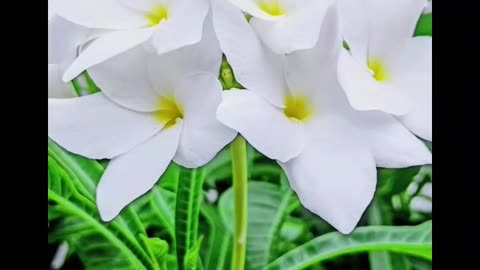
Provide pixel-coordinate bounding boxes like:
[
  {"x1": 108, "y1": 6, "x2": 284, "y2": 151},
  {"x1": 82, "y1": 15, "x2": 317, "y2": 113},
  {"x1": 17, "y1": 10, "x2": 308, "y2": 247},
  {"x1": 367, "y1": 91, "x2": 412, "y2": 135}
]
[{"x1": 230, "y1": 135, "x2": 248, "y2": 270}]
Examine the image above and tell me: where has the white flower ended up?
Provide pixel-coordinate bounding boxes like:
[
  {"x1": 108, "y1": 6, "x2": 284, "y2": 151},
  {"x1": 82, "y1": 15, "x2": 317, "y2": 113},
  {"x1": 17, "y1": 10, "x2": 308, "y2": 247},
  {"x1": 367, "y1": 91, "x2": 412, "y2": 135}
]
[
  {"x1": 51, "y1": 0, "x2": 209, "y2": 82},
  {"x1": 337, "y1": 0, "x2": 432, "y2": 141},
  {"x1": 213, "y1": 0, "x2": 431, "y2": 233},
  {"x1": 48, "y1": 19, "x2": 236, "y2": 221},
  {"x1": 48, "y1": 3, "x2": 90, "y2": 98},
  {"x1": 223, "y1": 0, "x2": 335, "y2": 54}
]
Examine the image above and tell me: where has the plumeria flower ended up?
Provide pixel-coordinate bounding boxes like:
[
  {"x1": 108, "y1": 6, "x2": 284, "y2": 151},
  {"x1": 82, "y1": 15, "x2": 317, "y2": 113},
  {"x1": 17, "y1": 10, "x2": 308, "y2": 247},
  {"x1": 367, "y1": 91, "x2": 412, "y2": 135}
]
[
  {"x1": 48, "y1": 1, "x2": 89, "y2": 98},
  {"x1": 337, "y1": 0, "x2": 432, "y2": 141},
  {"x1": 48, "y1": 19, "x2": 236, "y2": 221},
  {"x1": 213, "y1": 0, "x2": 431, "y2": 233},
  {"x1": 224, "y1": 0, "x2": 335, "y2": 54},
  {"x1": 52, "y1": 0, "x2": 209, "y2": 82}
]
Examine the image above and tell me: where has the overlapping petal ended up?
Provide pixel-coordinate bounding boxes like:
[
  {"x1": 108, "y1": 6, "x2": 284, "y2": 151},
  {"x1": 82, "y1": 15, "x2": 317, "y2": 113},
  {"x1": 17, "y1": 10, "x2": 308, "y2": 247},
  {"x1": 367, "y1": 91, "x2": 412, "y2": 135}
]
[
  {"x1": 337, "y1": 49, "x2": 413, "y2": 115},
  {"x1": 250, "y1": 0, "x2": 334, "y2": 54},
  {"x1": 217, "y1": 90, "x2": 305, "y2": 163},
  {"x1": 387, "y1": 37, "x2": 432, "y2": 141},
  {"x1": 51, "y1": 0, "x2": 146, "y2": 29},
  {"x1": 279, "y1": 115, "x2": 376, "y2": 234},
  {"x1": 48, "y1": 93, "x2": 162, "y2": 159},
  {"x1": 62, "y1": 28, "x2": 156, "y2": 82},
  {"x1": 96, "y1": 123, "x2": 182, "y2": 221},
  {"x1": 173, "y1": 73, "x2": 237, "y2": 168},
  {"x1": 368, "y1": 0, "x2": 426, "y2": 59},
  {"x1": 87, "y1": 44, "x2": 160, "y2": 112},
  {"x1": 150, "y1": 0, "x2": 209, "y2": 55},
  {"x1": 211, "y1": 0, "x2": 287, "y2": 107},
  {"x1": 352, "y1": 111, "x2": 431, "y2": 168},
  {"x1": 48, "y1": 64, "x2": 77, "y2": 98},
  {"x1": 88, "y1": 14, "x2": 221, "y2": 112},
  {"x1": 48, "y1": 15, "x2": 90, "y2": 65},
  {"x1": 148, "y1": 15, "x2": 222, "y2": 93}
]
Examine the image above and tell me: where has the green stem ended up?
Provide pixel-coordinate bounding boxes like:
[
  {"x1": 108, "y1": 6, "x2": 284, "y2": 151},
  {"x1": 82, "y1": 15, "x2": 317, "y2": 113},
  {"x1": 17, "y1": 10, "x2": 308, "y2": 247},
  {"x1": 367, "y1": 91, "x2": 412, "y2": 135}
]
[{"x1": 230, "y1": 136, "x2": 248, "y2": 270}]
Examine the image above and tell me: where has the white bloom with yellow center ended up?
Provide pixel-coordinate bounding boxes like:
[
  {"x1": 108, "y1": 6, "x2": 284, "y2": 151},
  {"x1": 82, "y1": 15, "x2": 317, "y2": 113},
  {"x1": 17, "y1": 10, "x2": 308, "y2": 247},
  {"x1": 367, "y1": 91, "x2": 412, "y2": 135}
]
[
  {"x1": 51, "y1": 0, "x2": 209, "y2": 82},
  {"x1": 48, "y1": 20, "x2": 236, "y2": 221},
  {"x1": 213, "y1": 0, "x2": 431, "y2": 233},
  {"x1": 337, "y1": 0, "x2": 432, "y2": 141},
  {"x1": 224, "y1": 0, "x2": 335, "y2": 54}
]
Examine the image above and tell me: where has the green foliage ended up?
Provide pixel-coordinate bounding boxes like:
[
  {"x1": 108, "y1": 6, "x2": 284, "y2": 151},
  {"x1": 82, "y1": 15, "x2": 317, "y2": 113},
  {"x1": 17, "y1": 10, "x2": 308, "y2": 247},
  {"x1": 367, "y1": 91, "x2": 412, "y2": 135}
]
[
  {"x1": 48, "y1": 139, "x2": 161, "y2": 269},
  {"x1": 201, "y1": 205, "x2": 233, "y2": 270},
  {"x1": 263, "y1": 221, "x2": 432, "y2": 270},
  {"x1": 219, "y1": 181, "x2": 293, "y2": 270},
  {"x1": 176, "y1": 168, "x2": 207, "y2": 269},
  {"x1": 415, "y1": 13, "x2": 432, "y2": 37},
  {"x1": 49, "y1": 137, "x2": 432, "y2": 269}
]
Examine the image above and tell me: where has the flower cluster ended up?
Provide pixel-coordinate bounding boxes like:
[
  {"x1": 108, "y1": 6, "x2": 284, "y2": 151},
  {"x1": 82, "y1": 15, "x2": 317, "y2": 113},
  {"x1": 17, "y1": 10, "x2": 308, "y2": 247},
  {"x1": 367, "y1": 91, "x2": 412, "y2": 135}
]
[{"x1": 48, "y1": 0, "x2": 431, "y2": 234}]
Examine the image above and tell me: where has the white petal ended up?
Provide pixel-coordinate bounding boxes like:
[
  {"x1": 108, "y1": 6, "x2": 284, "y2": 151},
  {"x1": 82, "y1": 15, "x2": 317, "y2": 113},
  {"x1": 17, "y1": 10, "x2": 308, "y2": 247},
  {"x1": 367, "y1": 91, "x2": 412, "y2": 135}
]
[
  {"x1": 48, "y1": 15, "x2": 90, "y2": 65},
  {"x1": 211, "y1": 0, "x2": 287, "y2": 107},
  {"x1": 119, "y1": 0, "x2": 164, "y2": 12},
  {"x1": 250, "y1": 0, "x2": 334, "y2": 54},
  {"x1": 150, "y1": 0, "x2": 209, "y2": 55},
  {"x1": 147, "y1": 13, "x2": 222, "y2": 93},
  {"x1": 226, "y1": 0, "x2": 284, "y2": 21},
  {"x1": 387, "y1": 37, "x2": 432, "y2": 141},
  {"x1": 173, "y1": 73, "x2": 237, "y2": 168},
  {"x1": 48, "y1": 64, "x2": 77, "y2": 98},
  {"x1": 284, "y1": 5, "x2": 342, "y2": 108},
  {"x1": 337, "y1": 0, "x2": 368, "y2": 63},
  {"x1": 279, "y1": 115, "x2": 376, "y2": 234},
  {"x1": 88, "y1": 45, "x2": 160, "y2": 112},
  {"x1": 337, "y1": 49, "x2": 413, "y2": 115},
  {"x1": 62, "y1": 28, "x2": 155, "y2": 82},
  {"x1": 48, "y1": 0, "x2": 54, "y2": 20},
  {"x1": 48, "y1": 93, "x2": 162, "y2": 159},
  {"x1": 96, "y1": 123, "x2": 182, "y2": 221},
  {"x1": 216, "y1": 90, "x2": 305, "y2": 163},
  {"x1": 368, "y1": 0, "x2": 426, "y2": 59},
  {"x1": 351, "y1": 111, "x2": 431, "y2": 168},
  {"x1": 423, "y1": 0, "x2": 432, "y2": 14},
  {"x1": 51, "y1": 0, "x2": 146, "y2": 29}
]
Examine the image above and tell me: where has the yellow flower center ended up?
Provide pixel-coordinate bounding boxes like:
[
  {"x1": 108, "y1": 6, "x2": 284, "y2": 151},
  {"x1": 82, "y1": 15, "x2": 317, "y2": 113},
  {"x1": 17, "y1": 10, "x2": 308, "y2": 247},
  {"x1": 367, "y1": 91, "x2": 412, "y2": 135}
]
[
  {"x1": 257, "y1": 0, "x2": 287, "y2": 16},
  {"x1": 145, "y1": 5, "x2": 169, "y2": 26},
  {"x1": 283, "y1": 94, "x2": 314, "y2": 123},
  {"x1": 368, "y1": 59, "x2": 389, "y2": 82},
  {"x1": 153, "y1": 95, "x2": 184, "y2": 129}
]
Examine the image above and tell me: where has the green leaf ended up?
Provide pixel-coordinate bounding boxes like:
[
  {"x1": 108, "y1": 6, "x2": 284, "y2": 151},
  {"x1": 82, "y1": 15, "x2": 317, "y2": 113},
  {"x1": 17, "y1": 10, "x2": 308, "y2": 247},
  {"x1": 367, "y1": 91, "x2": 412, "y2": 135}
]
[
  {"x1": 219, "y1": 55, "x2": 244, "y2": 90},
  {"x1": 134, "y1": 164, "x2": 178, "y2": 239},
  {"x1": 140, "y1": 235, "x2": 169, "y2": 265},
  {"x1": 184, "y1": 236, "x2": 205, "y2": 270},
  {"x1": 200, "y1": 205, "x2": 232, "y2": 270},
  {"x1": 48, "y1": 162, "x2": 148, "y2": 269},
  {"x1": 219, "y1": 181, "x2": 293, "y2": 269},
  {"x1": 368, "y1": 199, "x2": 411, "y2": 270},
  {"x1": 415, "y1": 13, "x2": 432, "y2": 37},
  {"x1": 263, "y1": 221, "x2": 432, "y2": 270},
  {"x1": 71, "y1": 72, "x2": 101, "y2": 96},
  {"x1": 280, "y1": 218, "x2": 307, "y2": 242},
  {"x1": 48, "y1": 139, "x2": 159, "y2": 269},
  {"x1": 175, "y1": 168, "x2": 206, "y2": 269},
  {"x1": 409, "y1": 257, "x2": 432, "y2": 270},
  {"x1": 377, "y1": 167, "x2": 421, "y2": 197}
]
